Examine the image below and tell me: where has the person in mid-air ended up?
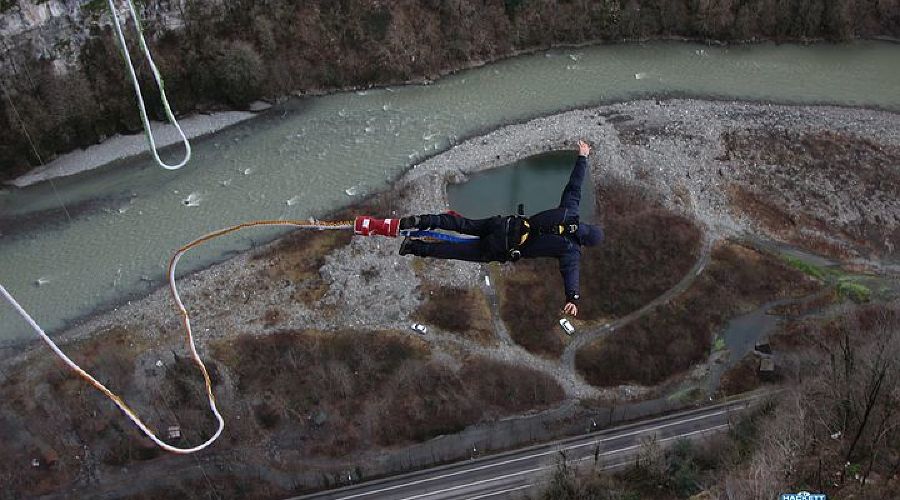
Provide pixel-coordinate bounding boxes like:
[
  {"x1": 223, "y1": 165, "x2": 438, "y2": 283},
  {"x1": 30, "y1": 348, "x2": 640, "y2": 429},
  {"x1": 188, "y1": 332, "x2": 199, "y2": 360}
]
[{"x1": 399, "y1": 140, "x2": 603, "y2": 317}]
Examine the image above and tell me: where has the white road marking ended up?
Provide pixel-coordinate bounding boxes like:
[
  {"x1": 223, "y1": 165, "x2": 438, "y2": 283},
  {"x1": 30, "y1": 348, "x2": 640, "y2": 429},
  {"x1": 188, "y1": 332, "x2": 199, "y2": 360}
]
[
  {"x1": 396, "y1": 424, "x2": 729, "y2": 500},
  {"x1": 335, "y1": 421, "x2": 731, "y2": 500},
  {"x1": 398, "y1": 467, "x2": 543, "y2": 500},
  {"x1": 466, "y1": 483, "x2": 534, "y2": 500}
]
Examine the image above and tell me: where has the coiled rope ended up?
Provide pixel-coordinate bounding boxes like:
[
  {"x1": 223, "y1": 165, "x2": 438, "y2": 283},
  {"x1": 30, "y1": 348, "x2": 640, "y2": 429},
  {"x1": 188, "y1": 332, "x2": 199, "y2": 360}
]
[
  {"x1": 1, "y1": 219, "x2": 353, "y2": 454},
  {"x1": 107, "y1": 0, "x2": 191, "y2": 170}
]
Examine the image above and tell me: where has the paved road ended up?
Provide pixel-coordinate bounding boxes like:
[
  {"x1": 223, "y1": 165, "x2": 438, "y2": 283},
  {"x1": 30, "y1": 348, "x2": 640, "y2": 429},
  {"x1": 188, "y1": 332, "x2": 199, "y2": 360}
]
[{"x1": 293, "y1": 393, "x2": 768, "y2": 500}]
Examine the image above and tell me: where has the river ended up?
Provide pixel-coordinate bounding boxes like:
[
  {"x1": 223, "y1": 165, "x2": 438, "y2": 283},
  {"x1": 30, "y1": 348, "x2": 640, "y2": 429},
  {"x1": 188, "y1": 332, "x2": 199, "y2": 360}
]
[{"x1": 2, "y1": 41, "x2": 899, "y2": 344}]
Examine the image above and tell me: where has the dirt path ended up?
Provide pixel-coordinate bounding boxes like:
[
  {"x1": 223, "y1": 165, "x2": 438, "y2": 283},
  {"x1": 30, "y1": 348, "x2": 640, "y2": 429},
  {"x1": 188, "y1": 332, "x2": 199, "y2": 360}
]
[
  {"x1": 561, "y1": 234, "x2": 715, "y2": 369},
  {"x1": 421, "y1": 232, "x2": 716, "y2": 401}
]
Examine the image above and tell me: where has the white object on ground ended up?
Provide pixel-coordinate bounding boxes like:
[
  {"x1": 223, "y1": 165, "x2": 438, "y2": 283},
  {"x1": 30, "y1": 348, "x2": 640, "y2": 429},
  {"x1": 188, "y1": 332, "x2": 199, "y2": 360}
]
[
  {"x1": 411, "y1": 323, "x2": 427, "y2": 334},
  {"x1": 182, "y1": 192, "x2": 202, "y2": 207},
  {"x1": 559, "y1": 318, "x2": 576, "y2": 335}
]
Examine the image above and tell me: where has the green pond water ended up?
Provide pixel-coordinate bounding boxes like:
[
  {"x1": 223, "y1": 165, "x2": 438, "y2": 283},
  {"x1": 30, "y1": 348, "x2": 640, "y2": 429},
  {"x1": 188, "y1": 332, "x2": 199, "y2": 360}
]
[{"x1": 447, "y1": 151, "x2": 597, "y2": 222}]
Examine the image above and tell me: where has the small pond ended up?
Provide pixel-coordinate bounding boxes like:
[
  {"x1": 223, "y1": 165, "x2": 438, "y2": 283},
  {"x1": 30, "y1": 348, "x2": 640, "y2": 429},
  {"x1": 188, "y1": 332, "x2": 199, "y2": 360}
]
[{"x1": 447, "y1": 151, "x2": 597, "y2": 221}]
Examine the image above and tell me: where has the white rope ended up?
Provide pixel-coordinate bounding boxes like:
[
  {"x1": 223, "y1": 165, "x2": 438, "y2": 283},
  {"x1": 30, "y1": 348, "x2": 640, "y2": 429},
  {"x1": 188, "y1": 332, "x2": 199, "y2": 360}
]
[
  {"x1": 0, "y1": 219, "x2": 353, "y2": 454},
  {"x1": 107, "y1": 0, "x2": 191, "y2": 170},
  {"x1": 0, "y1": 283, "x2": 224, "y2": 454}
]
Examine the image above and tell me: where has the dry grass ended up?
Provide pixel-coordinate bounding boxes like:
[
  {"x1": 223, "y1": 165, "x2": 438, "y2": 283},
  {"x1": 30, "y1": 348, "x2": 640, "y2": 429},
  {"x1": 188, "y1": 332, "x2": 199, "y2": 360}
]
[
  {"x1": 769, "y1": 288, "x2": 839, "y2": 317},
  {"x1": 413, "y1": 285, "x2": 495, "y2": 344},
  {"x1": 209, "y1": 329, "x2": 563, "y2": 454},
  {"x1": 579, "y1": 209, "x2": 701, "y2": 319},
  {"x1": 772, "y1": 302, "x2": 900, "y2": 353},
  {"x1": 254, "y1": 229, "x2": 352, "y2": 304},
  {"x1": 576, "y1": 243, "x2": 821, "y2": 387},
  {"x1": 374, "y1": 356, "x2": 565, "y2": 444},
  {"x1": 728, "y1": 186, "x2": 857, "y2": 260},
  {"x1": 497, "y1": 181, "x2": 701, "y2": 357},
  {"x1": 723, "y1": 129, "x2": 900, "y2": 259},
  {"x1": 720, "y1": 354, "x2": 763, "y2": 396},
  {"x1": 497, "y1": 258, "x2": 567, "y2": 357},
  {"x1": 249, "y1": 190, "x2": 400, "y2": 306},
  {"x1": 0, "y1": 325, "x2": 172, "y2": 495}
]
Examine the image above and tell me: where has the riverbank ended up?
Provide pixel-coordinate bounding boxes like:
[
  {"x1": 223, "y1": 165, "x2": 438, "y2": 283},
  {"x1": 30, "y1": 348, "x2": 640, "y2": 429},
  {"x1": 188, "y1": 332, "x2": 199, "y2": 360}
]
[{"x1": 4, "y1": 109, "x2": 261, "y2": 188}]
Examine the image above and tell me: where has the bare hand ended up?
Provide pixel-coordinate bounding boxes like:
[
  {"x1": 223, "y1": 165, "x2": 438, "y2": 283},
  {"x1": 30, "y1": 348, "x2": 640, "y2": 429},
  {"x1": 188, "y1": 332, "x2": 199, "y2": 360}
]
[
  {"x1": 564, "y1": 302, "x2": 578, "y2": 316},
  {"x1": 578, "y1": 140, "x2": 591, "y2": 157}
]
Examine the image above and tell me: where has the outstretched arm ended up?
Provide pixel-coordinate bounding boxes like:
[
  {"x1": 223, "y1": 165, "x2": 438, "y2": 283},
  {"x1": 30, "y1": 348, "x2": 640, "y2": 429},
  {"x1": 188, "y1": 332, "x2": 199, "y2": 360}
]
[
  {"x1": 559, "y1": 250, "x2": 581, "y2": 317},
  {"x1": 559, "y1": 140, "x2": 591, "y2": 213}
]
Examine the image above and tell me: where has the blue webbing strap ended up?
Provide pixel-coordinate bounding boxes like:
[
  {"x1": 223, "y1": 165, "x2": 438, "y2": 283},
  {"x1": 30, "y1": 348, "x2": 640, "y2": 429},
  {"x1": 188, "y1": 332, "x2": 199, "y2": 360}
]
[{"x1": 402, "y1": 230, "x2": 479, "y2": 243}]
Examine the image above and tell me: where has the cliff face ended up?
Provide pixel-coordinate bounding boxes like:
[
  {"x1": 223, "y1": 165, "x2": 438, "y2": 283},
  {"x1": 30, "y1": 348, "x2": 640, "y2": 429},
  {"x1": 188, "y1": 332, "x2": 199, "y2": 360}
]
[
  {"x1": 1, "y1": 0, "x2": 898, "y2": 181},
  {"x1": 1, "y1": 0, "x2": 181, "y2": 73}
]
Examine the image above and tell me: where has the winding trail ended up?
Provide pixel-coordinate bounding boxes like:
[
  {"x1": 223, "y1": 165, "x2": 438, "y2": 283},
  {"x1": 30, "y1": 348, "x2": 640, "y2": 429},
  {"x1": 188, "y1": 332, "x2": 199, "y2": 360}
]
[
  {"x1": 426, "y1": 233, "x2": 716, "y2": 400},
  {"x1": 561, "y1": 234, "x2": 714, "y2": 369}
]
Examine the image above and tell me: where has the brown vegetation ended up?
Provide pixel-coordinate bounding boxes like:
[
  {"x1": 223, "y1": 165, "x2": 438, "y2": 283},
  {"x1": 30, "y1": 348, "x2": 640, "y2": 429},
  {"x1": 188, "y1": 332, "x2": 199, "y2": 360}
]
[
  {"x1": 498, "y1": 181, "x2": 701, "y2": 357},
  {"x1": 720, "y1": 354, "x2": 763, "y2": 396},
  {"x1": 498, "y1": 257, "x2": 567, "y2": 357},
  {"x1": 215, "y1": 330, "x2": 564, "y2": 450},
  {"x1": 769, "y1": 288, "x2": 839, "y2": 317},
  {"x1": 3, "y1": 0, "x2": 899, "y2": 178},
  {"x1": 374, "y1": 356, "x2": 564, "y2": 444},
  {"x1": 576, "y1": 243, "x2": 820, "y2": 387},
  {"x1": 245, "y1": 190, "x2": 408, "y2": 307},
  {"x1": 723, "y1": 129, "x2": 900, "y2": 259},
  {"x1": 414, "y1": 285, "x2": 494, "y2": 344},
  {"x1": 0, "y1": 324, "x2": 565, "y2": 497},
  {"x1": 581, "y1": 180, "x2": 702, "y2": 319},
  {"x1": 722, "y1": 302, "x2": 900, "y2": 499},
  {"x1": 0, "y1": 325, "x2": 218, "y2": 496}
]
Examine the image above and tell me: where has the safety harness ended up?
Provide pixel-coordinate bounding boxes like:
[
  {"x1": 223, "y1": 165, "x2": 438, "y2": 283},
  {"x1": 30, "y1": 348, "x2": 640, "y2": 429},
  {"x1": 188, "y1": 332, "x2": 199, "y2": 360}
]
[{"x1": 505, "y1": 216, "x2": 579, "y2": 262}]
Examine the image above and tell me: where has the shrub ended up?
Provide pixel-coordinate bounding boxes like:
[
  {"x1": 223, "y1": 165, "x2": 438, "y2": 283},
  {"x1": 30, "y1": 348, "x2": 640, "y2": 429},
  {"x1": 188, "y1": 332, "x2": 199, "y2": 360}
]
[
  {"x1": 498, "y1": 258, "x2": 566, "y2": 357},
  {"x1": 414, "y1": 286, "x2": 494, "y2": 343},
  {"x1": 837, "y1": 280, "x2": 871, "y2": 303},
  {"x1": 209, "y1": 41, "x2": 264, "y2": 107}
]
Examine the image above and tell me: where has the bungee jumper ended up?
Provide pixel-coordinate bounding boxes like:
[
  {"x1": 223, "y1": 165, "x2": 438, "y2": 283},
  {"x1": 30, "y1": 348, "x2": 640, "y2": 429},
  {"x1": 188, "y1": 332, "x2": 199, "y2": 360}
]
[{"x1": 358, "y1": 140, "x2": 603, "y2": 317}]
